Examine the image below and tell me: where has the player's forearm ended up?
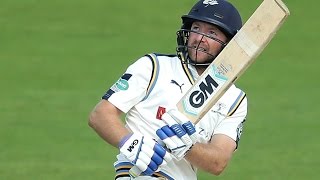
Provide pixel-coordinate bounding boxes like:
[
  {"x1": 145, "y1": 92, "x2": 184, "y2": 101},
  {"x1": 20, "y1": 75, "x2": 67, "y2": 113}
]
[
  {"x1": 88, "y1": 100, "x2": 130, "y2": 147},
  {"x1": 185, "y1": 142, "x2": 233, "y2": 176}
]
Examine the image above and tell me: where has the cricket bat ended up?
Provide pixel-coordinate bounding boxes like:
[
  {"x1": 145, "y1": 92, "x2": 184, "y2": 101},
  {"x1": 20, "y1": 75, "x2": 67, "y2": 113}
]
[{"x1": 129, "y1": 0, "x2": 290, "y2": 177}]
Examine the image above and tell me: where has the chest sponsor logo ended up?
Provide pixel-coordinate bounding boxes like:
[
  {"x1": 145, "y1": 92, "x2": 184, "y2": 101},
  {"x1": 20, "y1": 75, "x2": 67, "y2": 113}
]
[{"x1": 211, "y1": 102, "x2": 227, "y2": 116}]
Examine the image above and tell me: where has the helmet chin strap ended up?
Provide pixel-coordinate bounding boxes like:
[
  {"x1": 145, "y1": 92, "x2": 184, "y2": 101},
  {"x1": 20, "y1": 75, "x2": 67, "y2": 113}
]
[
  {"x1": 186, "y1": 45, "x2": 217, "y2": 66},
  {"x1": 179, "y1": 46, "x2": 217, "y2": 66},
  {"x1": 186, "y1": 54, "x2": 215, "y2": 66}
]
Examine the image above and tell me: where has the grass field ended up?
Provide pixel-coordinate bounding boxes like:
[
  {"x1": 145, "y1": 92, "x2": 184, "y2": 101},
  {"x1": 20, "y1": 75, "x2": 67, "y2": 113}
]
[{"x1": 1, "y1": 0, "x2": 319, "y2": 179}]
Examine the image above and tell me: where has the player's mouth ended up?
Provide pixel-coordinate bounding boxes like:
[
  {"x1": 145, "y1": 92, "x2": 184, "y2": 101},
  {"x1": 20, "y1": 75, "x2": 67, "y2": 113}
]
[
  {"x1": 197, "y1": 47, "x2": 207, "y2": 52},
  {"x1": 192, "y1": 46, "x2": 207, "y2": 52}
]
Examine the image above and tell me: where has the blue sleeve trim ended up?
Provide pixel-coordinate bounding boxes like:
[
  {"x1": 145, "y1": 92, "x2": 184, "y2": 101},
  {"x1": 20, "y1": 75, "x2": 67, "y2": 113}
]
[
  {"x1": 142, "y1": 53, "x2": 160, "y2": 101},
  {"x1": 227, "y1": 91, "x2": 246, "y2": 116}
]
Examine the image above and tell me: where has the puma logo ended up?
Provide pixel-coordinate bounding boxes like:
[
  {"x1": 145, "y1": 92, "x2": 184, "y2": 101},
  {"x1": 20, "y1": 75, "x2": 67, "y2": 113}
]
[{"x1": 171, "y1": 80, "x2": 184, "y2": 93}]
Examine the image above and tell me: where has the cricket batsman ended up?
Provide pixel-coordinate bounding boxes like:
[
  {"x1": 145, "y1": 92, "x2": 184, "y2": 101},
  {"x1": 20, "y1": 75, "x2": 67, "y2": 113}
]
[{"x1": 89, "y1": 0, "x2": 247, "y2": 179}]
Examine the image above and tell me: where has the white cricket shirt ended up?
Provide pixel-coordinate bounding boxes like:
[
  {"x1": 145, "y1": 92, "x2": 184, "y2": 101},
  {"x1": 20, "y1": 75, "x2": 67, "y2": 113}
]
[{"x1": 104, "y1": 53, "x2": 247, "y2": 180}]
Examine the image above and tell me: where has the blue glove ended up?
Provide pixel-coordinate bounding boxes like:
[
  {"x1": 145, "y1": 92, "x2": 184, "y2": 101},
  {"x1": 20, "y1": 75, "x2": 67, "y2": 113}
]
[
  {"x1": 119, "y1": 133, "x2": 172, "y2": 176},
  {"x1": 156, "y1": 109, "x2": 198, "y2": 160}
]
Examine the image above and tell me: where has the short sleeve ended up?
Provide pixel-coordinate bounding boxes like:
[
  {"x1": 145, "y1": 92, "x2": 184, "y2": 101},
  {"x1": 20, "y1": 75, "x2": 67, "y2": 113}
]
[
  {"x1": 213, "y1": 96, "x2": 247, "y2": 146},
  {"x1": 102, "y1": 56, "x2": 153, "y2": 113}
]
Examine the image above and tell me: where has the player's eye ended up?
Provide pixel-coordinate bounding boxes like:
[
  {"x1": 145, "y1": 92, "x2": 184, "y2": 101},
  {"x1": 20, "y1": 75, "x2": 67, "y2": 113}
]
[
  {"x1": 208, "y1": 30, "x2": 217, "y2": 38},
  {"x1": 191, "y1": 26, "x2": 200, "y2": 32}
]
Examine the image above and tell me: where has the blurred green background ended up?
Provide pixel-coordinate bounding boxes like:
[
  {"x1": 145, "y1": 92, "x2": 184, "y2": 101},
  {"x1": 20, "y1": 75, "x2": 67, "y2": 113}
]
[{"x1": 1, "y1": 0, "x2": 319, "y2": 179}]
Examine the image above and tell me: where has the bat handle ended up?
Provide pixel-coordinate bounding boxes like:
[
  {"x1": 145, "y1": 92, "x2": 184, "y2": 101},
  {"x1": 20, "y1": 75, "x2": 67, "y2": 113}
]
[{"x1": 129, "y1": 166, "x2": 142, "y2": 178}]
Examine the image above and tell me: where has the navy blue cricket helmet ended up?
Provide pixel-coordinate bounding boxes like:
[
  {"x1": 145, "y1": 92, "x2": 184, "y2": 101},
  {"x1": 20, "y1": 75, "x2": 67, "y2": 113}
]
[{"x1": 177, "y1": 0, "x2": 243, "y2": 65}]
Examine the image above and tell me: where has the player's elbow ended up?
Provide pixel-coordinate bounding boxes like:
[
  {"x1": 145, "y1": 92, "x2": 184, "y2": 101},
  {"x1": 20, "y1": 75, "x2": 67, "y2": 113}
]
[
  {"x1": 88, "y1": 110, "x2": 100, "y2": 129},
  {"x1": 208, "y1": 160, "x2": 228, "y2": 176},
  {"x1": 88, "y1": 113, "x2": 95, "y2": 128}
]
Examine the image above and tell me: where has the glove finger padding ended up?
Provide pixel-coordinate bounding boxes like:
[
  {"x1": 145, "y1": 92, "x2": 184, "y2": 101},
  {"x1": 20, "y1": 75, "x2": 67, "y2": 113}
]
[
  {"x1": 156, "y1": 110, "x2": 198, "y2": 160},
  {"x1": 164, "y1": 113, "x2": 193, "y2": 146},
  {"x1": 119, "y1": 134, "x2": 172, "y2": 176},
  {"x1": 156, "y1": 124, "x2": 186, "y2": 149},
  {"x1": 167, "y1": 109, "x2": 198, "y2": 143}
]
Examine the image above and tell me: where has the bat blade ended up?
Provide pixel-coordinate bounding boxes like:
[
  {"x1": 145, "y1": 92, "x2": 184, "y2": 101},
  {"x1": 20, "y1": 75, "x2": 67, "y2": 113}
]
[{"x1": 177, "y1": 0, "x2": 290, "y2": 124}]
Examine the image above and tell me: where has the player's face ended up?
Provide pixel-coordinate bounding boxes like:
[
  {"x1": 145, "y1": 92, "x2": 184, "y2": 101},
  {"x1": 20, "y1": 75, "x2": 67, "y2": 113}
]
[{"x1": 187, "y1": 21, "x2": 227, "y2": 64}]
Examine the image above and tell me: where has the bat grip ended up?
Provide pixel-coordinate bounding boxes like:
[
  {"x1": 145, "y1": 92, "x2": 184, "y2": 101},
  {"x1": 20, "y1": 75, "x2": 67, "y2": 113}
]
[{"x1": 129, "y1": 165, "x2": 142, "y2": 178}]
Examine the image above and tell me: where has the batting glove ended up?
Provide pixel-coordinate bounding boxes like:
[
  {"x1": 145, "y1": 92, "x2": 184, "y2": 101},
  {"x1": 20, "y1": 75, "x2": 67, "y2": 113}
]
[
  {"x1": 156, "y1": 109, "x2": 198, "y2": 161},
  {"x1": 119, "y1": 133, "x2": 172, "y2": 176}
]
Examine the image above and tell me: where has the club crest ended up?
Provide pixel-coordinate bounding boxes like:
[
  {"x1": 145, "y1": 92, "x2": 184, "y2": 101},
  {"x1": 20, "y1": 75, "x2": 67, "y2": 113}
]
[{"x1": 203, "y1": 0, "x2": 219, "y2": 7}]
